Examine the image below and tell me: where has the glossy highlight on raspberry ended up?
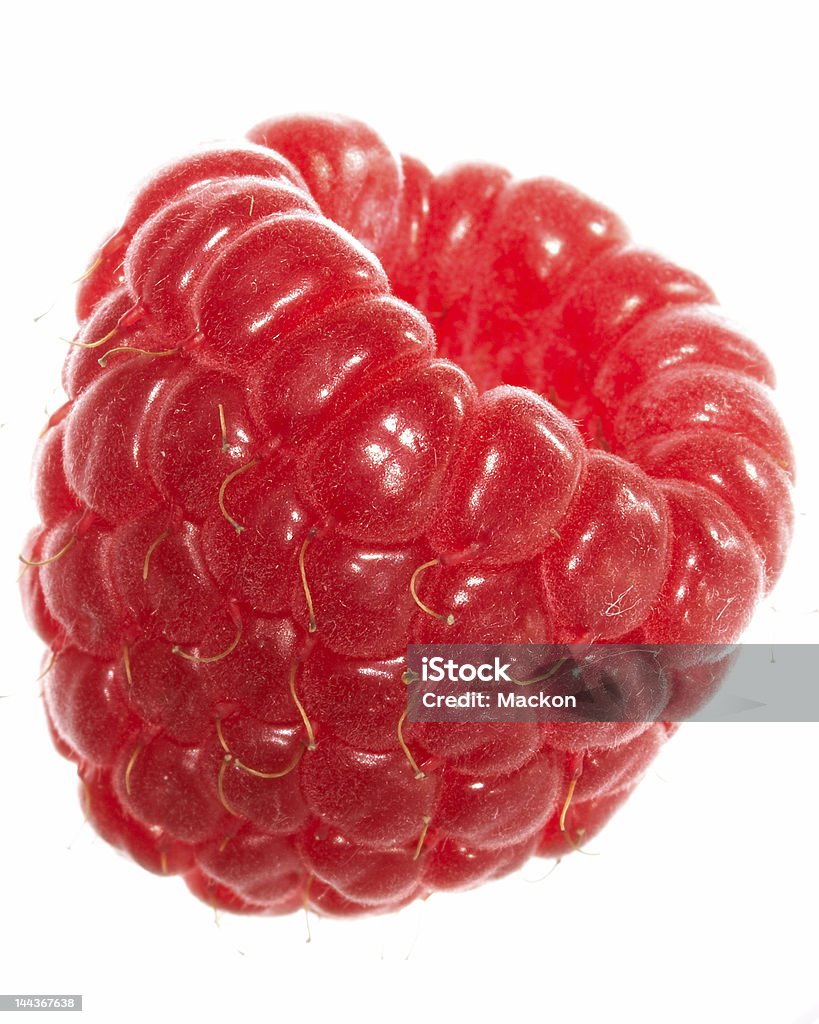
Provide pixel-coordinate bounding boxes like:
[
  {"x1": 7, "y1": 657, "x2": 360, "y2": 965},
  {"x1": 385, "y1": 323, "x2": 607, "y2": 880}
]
[{"x1": 22, "y1": 114, "x2": 794, "y2": 916}]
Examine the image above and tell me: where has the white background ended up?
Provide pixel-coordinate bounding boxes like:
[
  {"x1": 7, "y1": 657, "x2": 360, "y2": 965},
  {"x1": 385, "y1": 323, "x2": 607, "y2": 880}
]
[{"x1": 1, "y1": 2, "x2": 817, "y2": 1022}]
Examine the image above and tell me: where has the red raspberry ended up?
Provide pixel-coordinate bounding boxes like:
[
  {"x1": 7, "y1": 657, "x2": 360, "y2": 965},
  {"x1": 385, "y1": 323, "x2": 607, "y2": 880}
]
[{"x1": 21, "y1": 115, "x2": 794, "y2": 917}]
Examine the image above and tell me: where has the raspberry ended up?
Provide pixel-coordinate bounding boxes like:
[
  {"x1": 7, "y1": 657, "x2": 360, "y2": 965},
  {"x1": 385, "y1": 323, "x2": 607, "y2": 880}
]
[{"x1": 21, "y1": 114, "x2": 794, "y2": 917}]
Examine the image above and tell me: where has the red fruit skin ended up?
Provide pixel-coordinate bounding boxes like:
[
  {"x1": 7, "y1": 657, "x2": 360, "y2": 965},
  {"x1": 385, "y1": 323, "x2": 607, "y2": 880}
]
[
  {"x1": 461, "y1": 178, "x2": 628, "y2": 394},
  {"x1": 193, "y1": 214, "x2": 390, "y2": 371},
  {"x1": 411, "y1": 720, "x2": 543, "y2": 777},
  {"x1": 44, "y1": 648, "x2": 140, "y2": 765},
  {"x1": 184, "y1": 865, "x2": 299, "y2": 916},
  {"x1": 536, "y1": 783, "x2": 640, "y2": 858},
  {"x1": 541, "y1": 452, "x2": 671, "y2": 640},
  {"x1": 592, "y1": 304, "x2": 775, "y2": 410},
  {"x1": 637, "y1": 481, "x2": 765, "y2": 649},
  {"x1": 298, "y1": 650, "x2": 408, "y2": 752},
  {"x1": 563, "y1": 246, "x2": 716, "y2": 370},
  {"x1": 298, "y1": 359, "x2": 477, "y2": 544},
  {"x1": 196, "y1": 829, "x2": 303, "y2": 909},
  {"x1": 125, "y1": 177, "x2": 319, "y2": 341},
  {"x1": 413, "y1": 164, "x2": 512, "y2": 361},
  {"x1": 201, "y1": 615, "x2": 302, "y2": 726},
  {"x1": 76, "y1": 144, "x2": 307, "y2": 321},
  {"x1": 299, "y1": 825, "x2": 423, "y2": 907},
  {"x1": 630, "y1": 431, "x2": 793, "y2": 591},
  {"x1": 62, "y1": 287, "x2": 159, "y2": 398},
  {"x1": 80, "y1": 766, "x2": 196, "y2": 877},
  {"x1": 614, "y1": 366, "x2": 795, "y2": 477},
  {"x1": 21, "y1": 114, "x2": 795, "y2": 917},
  {"x1": 112, "y1": 734, "x2": 230, "y2": 845},
  {"x1": 411, "y1": 559, "x2": 555, "y2": 645},
  {"x1": 537, "y1": 652, "x2": 670, "y2": 753},
  {"x1": 108, "y1": 512, "x2": 230, "y2": 646},
  {"x1": 201, "y1": 465, "x2": 310, "y2": 616},
  {"x1": 379, "y1": 154, "x2": 434, "y2": 305},
  {"x1": 39, "y1": 517, "x2": 126, "y2": 659},
  {"x1": 427, "y1": 386, "x2": 586, "y2": 565},
  {"x1": 247, "y1": 114, "x2": 402, "y2": 254},
  {"x1": 433, "y1": 749, "x2": 562, "y2": 850},
  {"x1": 145, "y1": 367, "x2": 260, "y2": 520},
  {"x1": 571, "y1": 725, "x2": 668, "y2": 802},
  {"x1": 32, "y1": 414, "x2": 80, "y2": 524},
  {"x1": 300, "y1": 742, "x2": 439, "y2": 850},
  {"x1": 19, "y1": 528, "x2": 63, "y2": 646},
  {"x1": 63, "y1": 361, "x2": 166, "y2": 523},
  {"x1": 121, "y1": 640, "x2": 214, "y2": 744},
  {"x1": 247, "y1": 294, "x2": 434, "y2": 444},
  {"x1": 289, "y1": 535, "x2": 429, "y2": 657}
]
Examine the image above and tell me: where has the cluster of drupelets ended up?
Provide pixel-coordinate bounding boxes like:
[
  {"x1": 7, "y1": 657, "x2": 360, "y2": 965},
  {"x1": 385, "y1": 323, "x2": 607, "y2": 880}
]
[{"x1": 19, "y1": 116, "x2": 793, "y2": 914}]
